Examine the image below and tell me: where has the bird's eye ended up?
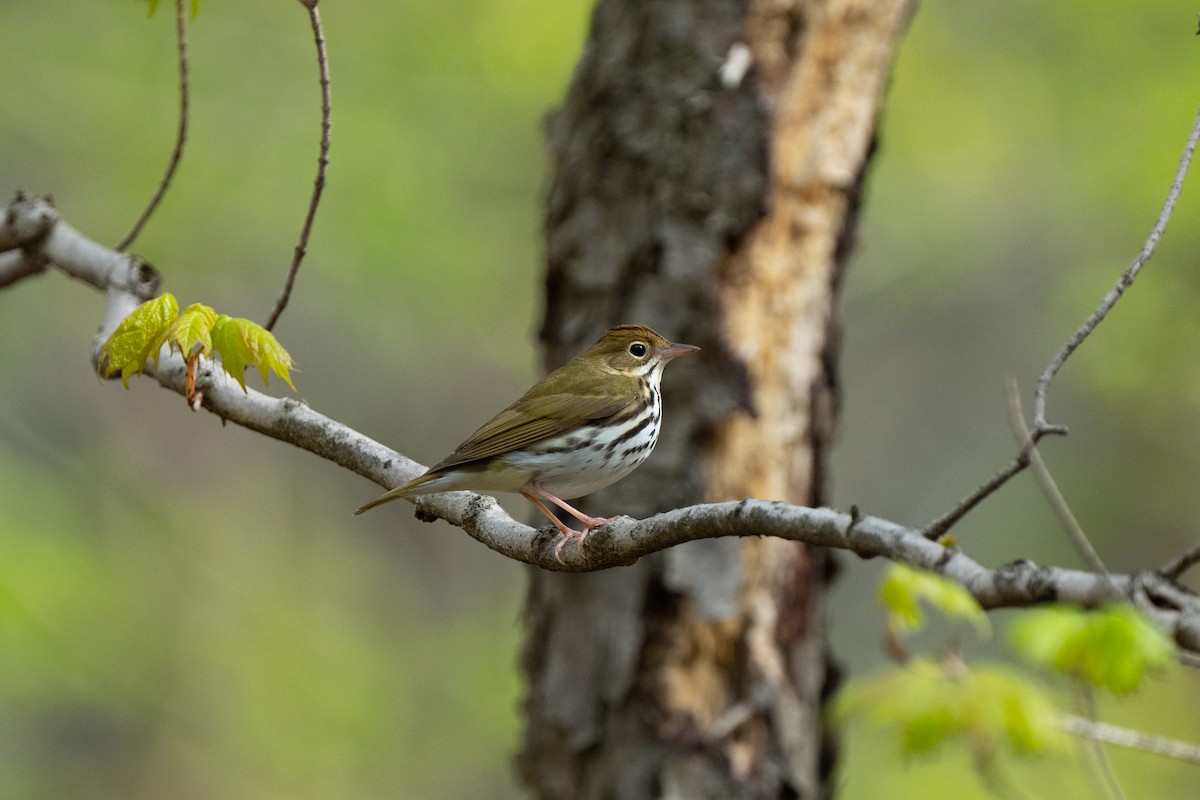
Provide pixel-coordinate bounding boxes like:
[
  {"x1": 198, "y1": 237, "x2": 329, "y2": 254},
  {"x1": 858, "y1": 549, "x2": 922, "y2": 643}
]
[{"x1": 628, "y1": 342, "x2": 648, "y2": 358}]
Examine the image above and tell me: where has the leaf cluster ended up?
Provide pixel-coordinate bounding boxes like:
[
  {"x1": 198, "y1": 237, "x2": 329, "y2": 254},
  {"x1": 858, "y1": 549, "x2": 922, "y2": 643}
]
[
  {"x1": 841, "y1": 565, "x2": 1174, "y2": 764},
  {"x1": 1009, "y1": 603, "x2": 1174, "y2": 694},
  {"x1": 98, "y1": 292, "x2": 296, "y2": 391},
  {"x1": 837, "y1": 658, "x2": 1066, "y2": 759},
  {"x1": 879, "y1": 562, "x2": 990, "y2": 637}
]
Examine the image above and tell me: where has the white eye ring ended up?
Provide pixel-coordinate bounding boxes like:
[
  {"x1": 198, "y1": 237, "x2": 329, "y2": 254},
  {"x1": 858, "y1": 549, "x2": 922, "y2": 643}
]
[{"x1": 628, "y1": 342, "x2": 648, "y2": 358}]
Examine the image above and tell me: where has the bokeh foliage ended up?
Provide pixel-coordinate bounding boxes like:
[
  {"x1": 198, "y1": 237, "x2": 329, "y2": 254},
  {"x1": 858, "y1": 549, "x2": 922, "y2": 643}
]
[
  {"x1": 1, "y1": 2, "x2": 589, "y2": 798},
  {"x1": 2, "y1": 1, "x2": 1200, "y2": 798}
]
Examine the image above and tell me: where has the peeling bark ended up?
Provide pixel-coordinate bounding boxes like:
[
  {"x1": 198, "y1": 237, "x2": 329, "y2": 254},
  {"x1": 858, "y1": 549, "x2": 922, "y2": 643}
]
[{"x1": 521, "y1": 1, "x2": 914, "y2": 798}]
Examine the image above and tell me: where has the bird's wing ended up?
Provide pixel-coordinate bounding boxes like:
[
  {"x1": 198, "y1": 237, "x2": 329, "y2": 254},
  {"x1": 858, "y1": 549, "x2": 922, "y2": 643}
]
[{"x1": 427, "y1": 389, "x2": 632, "y2": 472}]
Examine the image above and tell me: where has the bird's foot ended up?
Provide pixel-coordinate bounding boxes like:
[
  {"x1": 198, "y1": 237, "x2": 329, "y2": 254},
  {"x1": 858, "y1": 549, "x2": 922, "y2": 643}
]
[
  {"x1": 552, "y1": 526, "x2": 586, "y2": 564},
  {"x1": 553, "y1": 515, "x2": 622, "y2": 562},
  {"x1": 523, "y1": 489, "x2": 622, "y2": 563},
  {"x1": 581, "y1": 514, "x2": 622, "y2": 531}
]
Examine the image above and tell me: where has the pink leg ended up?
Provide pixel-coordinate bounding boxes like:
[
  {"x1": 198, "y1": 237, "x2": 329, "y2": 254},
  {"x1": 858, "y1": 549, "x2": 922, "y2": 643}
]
[
  {"x1": 529, "y1": 486, "x2": 622, "y2": 556},
  {"x1": 522, "y1": 491, "x2": 584, "y2": 563}
]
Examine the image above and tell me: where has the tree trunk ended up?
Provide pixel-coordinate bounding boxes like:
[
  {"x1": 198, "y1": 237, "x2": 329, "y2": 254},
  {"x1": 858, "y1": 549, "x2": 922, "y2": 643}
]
[{"x1": 519, "y1": 1, "x2": 913, "y2": 797}]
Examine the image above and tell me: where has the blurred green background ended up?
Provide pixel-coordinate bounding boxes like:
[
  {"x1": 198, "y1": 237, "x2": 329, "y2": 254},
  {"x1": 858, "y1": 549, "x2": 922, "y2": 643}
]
[{"x1": 2, "y1": 1, "x2": 1200, "y2": 797}]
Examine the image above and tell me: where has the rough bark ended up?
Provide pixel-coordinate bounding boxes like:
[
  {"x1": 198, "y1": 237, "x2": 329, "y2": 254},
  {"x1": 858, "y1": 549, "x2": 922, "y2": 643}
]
[{"x1": 520, "y1": 1, "x2": 914, "y2": 798}]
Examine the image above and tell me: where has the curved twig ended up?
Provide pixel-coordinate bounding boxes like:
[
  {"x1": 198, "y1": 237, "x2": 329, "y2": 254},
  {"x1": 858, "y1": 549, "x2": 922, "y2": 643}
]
[
  {"x1": 1159, "y1": 542, "x2": 1200, "y2": 580},
  {"x1": 116, "y1": 0, "x2": 190, "y2": 252},
  {"x1": 922, "y1": 447, "x2": 1032, "y2": 540},
  {"x1": 1006, "y1": 377, "x2": 1113, "y2": 581},
  {"x1": 1034, "y1": 104, "x2": 1200, "y2": 428},
  {"x1": 925, "y1": 104, "x2": 1200, "y2": 541},
  {"x1": 265, "y1": 0, "x2": 331, "y2": 331},
  {"x1": 1073, "y1": 684, "x2": 1127, "y2": 800}
]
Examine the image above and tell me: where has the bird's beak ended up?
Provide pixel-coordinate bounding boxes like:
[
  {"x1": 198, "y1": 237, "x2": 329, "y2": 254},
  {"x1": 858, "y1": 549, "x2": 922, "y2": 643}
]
[{"x1": 661, "y1": 342, "x2": 700, "y2": 361}]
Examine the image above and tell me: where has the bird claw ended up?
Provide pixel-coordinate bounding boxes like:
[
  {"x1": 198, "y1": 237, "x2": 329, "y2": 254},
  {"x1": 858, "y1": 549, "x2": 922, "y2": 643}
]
[
  {"x1": 552, "y1": 516, "x2": 626, "y2": 563},
  {"x1": 553, "y1": 529, "x2": 587, "y2": 564},
  {"x1": 582, "y1": 514, "x2": 622, "y2": 530}
]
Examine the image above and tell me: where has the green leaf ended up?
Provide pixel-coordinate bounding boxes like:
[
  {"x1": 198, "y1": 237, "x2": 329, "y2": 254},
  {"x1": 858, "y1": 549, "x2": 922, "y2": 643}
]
[
  {"x1": 99, "y1": 292, "x2": 179, "y2": 387},
  {"x1": 167, "y1": 303, "x2": 217, "y2": 359},
  {"x1": 210, "y1": 315, "x2": 296, "y2": 391},
  {"x1": 253, "y1": 328, "x2": 296, "y2": 390},
  {"x1": 1010, "y1": 604, "x2": 1173, "y2": 694},
  {"x1": 100, "y1": 298, "x2": 293, "y2": 393},
  {"x1": 970, "y1": 667, "x2": 1065, "y2": 755},
  {"x1": 836, "y1": 658, "x2": 1066, "y2": 759},
  {"x1": 879, "y1": 563, "x2": 989, "y2": 637},
  {"x1": 211, "y1": 315, "x2": 250, "y2": 389}
]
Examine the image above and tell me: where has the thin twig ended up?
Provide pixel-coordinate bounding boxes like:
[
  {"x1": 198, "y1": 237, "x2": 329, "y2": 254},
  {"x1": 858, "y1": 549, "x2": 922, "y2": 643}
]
[
  {"x1": 922, "y1": 448, "x2": 1032, "y2": 540},
  {"x1": 265, "y1": 0, "x2": 331, "y2": 331},
  {"x1": 1159, "y1": 541, "x2": 1200, "y2": 580},
  {"x1": 1006, "y1": 377, "x2": 1112, "y2": 579},
  {"x1": 1177, "y1": 649, "x2": 1200, "y2": 670},
  {"x1": 116, "y1": 0, "x2": 190, "y2": 251},
  {"x1": 1060, "y1": 714, "x2": 1200, "y2": 766},
  {"x1": 921, "y1": 423, "x2": 1066, "y2": 541},
  {"x1": 974, "y1": 756, "x2": 1042, "y2": 800},
  {"x1": 1073, "y1": 684, "x2": 1127, "y2": 800},
  {"x1": 1034, "y1": 104, "x2": 1200, "y2": 429},
  {"x1": 926, "y1": 105, "x2": 1200, "y2": 542}
]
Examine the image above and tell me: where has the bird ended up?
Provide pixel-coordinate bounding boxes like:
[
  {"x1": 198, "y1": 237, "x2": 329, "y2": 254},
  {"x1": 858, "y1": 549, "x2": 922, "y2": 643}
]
[{"x1": 355, "y1": 324, "x2": 699, "y2": 559}]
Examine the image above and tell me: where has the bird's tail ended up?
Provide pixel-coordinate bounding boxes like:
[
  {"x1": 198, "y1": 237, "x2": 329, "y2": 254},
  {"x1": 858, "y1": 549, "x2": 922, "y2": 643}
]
[{"x1": 353, "y1": 473, "x2": 435, "y2": 515}]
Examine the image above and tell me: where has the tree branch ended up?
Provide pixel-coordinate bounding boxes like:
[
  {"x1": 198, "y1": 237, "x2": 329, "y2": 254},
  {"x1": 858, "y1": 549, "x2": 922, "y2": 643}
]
[
  {"x1": 1006, "y1": 377, "x2": 1112, "y2": 581},
  {"x1": 5, "y1": 193, "x2": 1200, "y2": 653},
  {"x1": 115, "y1": 0, "x2": 191, "y2": 252},
  {"x1": 1072, "y1": 684, "x2": 1127, "y2": 800},
  {"x1": 264, "y1": 0, "x2": 331, "y2": 332},
  {"x1": 922, "y1": 447, "x2": 1031, "y2": 540},
  {"x1": 0, "y1": 248, "x2": 48, "y2": 286},
  {"x1": 925, "y1": 104, "x2": 1200, "y2": 541},
  {"x1": 1159, "y1": 541, "x2": 1200, "y2": 581},
  {"x1": 1034, "y1": 103, "x2": 1200, "y2": 429},
  {"x1": 1060, "y1": 714, "x2": 1200, "y2": 766}
]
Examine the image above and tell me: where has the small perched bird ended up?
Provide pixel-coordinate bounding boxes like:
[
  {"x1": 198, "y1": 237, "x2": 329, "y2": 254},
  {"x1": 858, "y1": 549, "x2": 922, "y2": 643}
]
[{"x1": 355, "y1": 324, "x2": 699, "y2": 558}]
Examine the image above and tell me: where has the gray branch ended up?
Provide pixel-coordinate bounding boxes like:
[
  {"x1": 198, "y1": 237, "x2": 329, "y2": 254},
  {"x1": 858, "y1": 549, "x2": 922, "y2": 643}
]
[
  {"x1": 5, "y1": 192, "x2": 1200, "y2": 653},
  {"x1": 1060, "y1": 714, "x2": 1200, "y2": 766}
]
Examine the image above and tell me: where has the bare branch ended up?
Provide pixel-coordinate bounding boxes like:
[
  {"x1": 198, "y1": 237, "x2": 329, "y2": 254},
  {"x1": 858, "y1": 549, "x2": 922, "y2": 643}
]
[
  {"x1": 925, "y1": 106, "x2": 1200, "y2": 544},
  {"x1": 1159, "y1": 541, "x2": 1200, "y2": 580},
  {"x1": 975, "y1": 762, "x2": 1040, "y2": 800},
  {"x1": 922, "y1": 448, "x2": 1032, "y2": 540},
  {"x1": 0, "y1": 250, "x2": 48, "y2": 287},
  {"x1": 0, "y1": 195, "x2": 159, "y2": 304},
  {"x1": 1006, "y1": 377, "x2": 1112, "y2": 580},
  {"x1": 1061, "y1": 714, "x2": 1200, "y2": 767},
  {"x1": 265, "y1": 0, "x2": 331, "y2": 331},
  {"x1": 1178, "y1": 649, "x2": 1200, "y2": 670},
  {"x1": 115, "y1": 0, "x2": 190, "y2": 252},
  {"x1": 1, "y1": 190, "x2": 58, "y2": 249},
  {"x1": 1034, "y1": 104, "x2": 1200, "y2": 429},
  {"x1": 1073, "y1": 684, "x2": 1127, "y2": 800},
  {"x1": 7, "y1": 193, "x2": 1200, "y2": 655}
]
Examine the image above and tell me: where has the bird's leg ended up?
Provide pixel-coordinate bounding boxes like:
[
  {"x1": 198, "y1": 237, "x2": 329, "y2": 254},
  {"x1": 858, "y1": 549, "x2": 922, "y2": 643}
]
[
  {"x1": 537, "y1": 490, "x2": 621, "y2": 530},
  {"x1": 521, "y1": 491, "x2": 583, "y2": 563},
  {"x1": 528, "y1": 486, "x2": 622, "y2": 556}
]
